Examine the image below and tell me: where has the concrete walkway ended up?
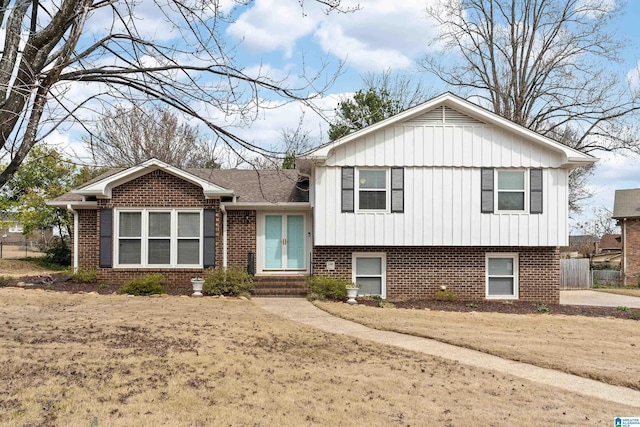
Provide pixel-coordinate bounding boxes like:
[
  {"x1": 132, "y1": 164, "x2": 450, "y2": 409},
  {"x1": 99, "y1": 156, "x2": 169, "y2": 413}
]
[
  {"x1": 254, "y1": 298, "x2": 640, "y2": 408},
  {"x1": 560, "y1": 290, "x2": 640, "y2": 308}
]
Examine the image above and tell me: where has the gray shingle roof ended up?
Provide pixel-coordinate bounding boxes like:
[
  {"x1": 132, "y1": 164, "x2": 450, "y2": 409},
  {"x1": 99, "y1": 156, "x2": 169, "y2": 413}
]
[
  {"x1": 50, "y1": 168, "x2": 308, "y2": 205},
  {"x1": 612, "y1": 189, "x2": 640, "y2": 219}
]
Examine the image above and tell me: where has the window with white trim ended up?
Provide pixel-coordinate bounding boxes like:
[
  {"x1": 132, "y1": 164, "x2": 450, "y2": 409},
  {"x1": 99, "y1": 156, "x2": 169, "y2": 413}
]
[
  {"x1": 352, "y1": 253, "x2": 386, "y2": 298},
  {"x1": 486, "y1": 254, "x2": 518, "y2": 299},
  {"x1": 358, "y1": 169, "x2": 387, "y2": 211},
  {"x1": 8, "y1": 223, "x2": 23, "y2": 233},
  {"x1": 116, "y1": 209, "x2": 202, "y2": 267},
  {"x1": 497, "y1": 170, "x2": 526, "y2": 211}
]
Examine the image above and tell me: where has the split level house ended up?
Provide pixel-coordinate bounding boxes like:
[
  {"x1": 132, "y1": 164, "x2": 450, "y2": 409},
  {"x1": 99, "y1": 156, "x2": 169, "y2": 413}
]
[{"x1": 50, "y1": 93, "x2": 596, "y2": 303}]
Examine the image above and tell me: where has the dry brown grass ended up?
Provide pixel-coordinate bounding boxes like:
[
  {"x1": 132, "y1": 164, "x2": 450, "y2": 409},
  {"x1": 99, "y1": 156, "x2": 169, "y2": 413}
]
[
  {"x1": 0, "y1": 289, "x2": 636, "y2": 426},
  {"x1": 594, "y1": 288, "x2": 640, "y2": 297},
  {"x1": 0, "y1": 259, "x2": 53, "y2": 277},
  {"x1": 316, "y1": 301, "x2": 640, "y2": 391}
]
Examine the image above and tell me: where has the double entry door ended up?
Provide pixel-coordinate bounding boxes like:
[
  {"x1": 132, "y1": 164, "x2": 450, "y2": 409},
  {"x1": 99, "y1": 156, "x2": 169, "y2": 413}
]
[{"x1": 264, "y1": 214, "x2": 305, "y2": 270}]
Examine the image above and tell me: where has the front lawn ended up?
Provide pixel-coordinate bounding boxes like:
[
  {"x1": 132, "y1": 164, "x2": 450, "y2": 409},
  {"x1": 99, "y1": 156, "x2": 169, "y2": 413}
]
[
  {"x1": 316, "y1": 300, "x2": 640, "y2": 390},
  {"x1": 1, "y1": 289, "x2": 636, "y2": 426}
]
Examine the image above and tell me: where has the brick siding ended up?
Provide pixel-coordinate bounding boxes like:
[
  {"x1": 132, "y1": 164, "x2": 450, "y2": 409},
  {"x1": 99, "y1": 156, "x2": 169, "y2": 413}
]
[
  {"x1": 312, "y1": 246, "x2": 560, "y2": 303},
  {"x1": 226, "y1": 210, "x2": 256, "y2": 271},
  {"x1": 622, "y1": 219, "x2": 640, "y2": 285}
]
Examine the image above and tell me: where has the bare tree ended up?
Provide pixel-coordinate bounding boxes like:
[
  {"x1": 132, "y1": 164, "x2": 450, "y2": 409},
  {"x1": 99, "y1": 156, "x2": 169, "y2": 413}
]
[
  {"x1": 573, "y1": 207, "x2": 619, "y2": 238},
  {"x1": 422, "y1": 0, "x2": 640, "y2": 212},
  {"x1": 361, "y1": 69, "x2": 435, "y2": 112},
  {"x1": 0, "y1": 0, "x2": 354, "y2": 189},
  {"x1": 85, "y1": 105, "x2": 219, "y2": 168}
]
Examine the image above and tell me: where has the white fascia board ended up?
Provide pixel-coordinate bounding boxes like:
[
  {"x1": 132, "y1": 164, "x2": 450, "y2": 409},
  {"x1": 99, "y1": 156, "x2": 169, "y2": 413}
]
[
  {"x1": 73, "y1": 158, "x2": 233, "y2": 198},
  {"x1": 304, "y1": 93, "x2": 596, "y2": 168},
  {"x1": 47, "y1": 201, "x2": 98, "y2": 209},
  {"x1": 221, "y1": 202, "x2": 311, "y2": 210}
]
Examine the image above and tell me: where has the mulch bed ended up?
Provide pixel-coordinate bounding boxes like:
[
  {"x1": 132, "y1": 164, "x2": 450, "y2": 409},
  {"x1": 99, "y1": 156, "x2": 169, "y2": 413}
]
[
  {"x1": 356, "y1": 298, "x2": 640, "y2": 320},
  {"x1": 3, "y1": 274, "x2": 639, "y2": 320}
]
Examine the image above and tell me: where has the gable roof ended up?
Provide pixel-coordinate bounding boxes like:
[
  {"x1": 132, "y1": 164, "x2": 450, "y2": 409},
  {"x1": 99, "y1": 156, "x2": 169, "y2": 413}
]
[
  {"x1": 49, "y1": 160, "x2": 308, "y2": 207},
  {"x1": 305, "y1": 92, "x2": 596, "y2": 168},
  {"x1": 73, "y1": 158, "x2": 232, "y2": 199},
  {"x1": 612, "y1": 189, "x2": 640, "y2": 219}
]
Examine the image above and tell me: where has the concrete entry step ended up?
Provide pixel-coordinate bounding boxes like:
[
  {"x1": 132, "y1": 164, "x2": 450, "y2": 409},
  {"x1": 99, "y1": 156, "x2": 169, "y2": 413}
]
[{"x1": 252, "y1": 275, "x2": 308, "y2": 297}]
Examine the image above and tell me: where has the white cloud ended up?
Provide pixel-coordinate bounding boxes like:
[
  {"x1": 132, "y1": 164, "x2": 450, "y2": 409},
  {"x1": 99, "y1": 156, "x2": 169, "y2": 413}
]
[
  {"x1": 574, "y1": 0, "x2": 618, "y2": 19},
  {"x1": 225, "y1": 0, "x2": 322, "y2": 57},
  {"x1": 226, "y1": 0, "x2": 441, "y2": 72}
]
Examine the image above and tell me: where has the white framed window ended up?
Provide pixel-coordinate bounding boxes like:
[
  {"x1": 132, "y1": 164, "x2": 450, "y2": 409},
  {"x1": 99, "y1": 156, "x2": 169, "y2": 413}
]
[
  {"x1": 8, "y1": 223, "x2": 23, "y2": 233},
  {"x1": 357, "y1": 169, "x2": 387, "y2": 211},
  {"x1": 486, "y1": 253, "x2": 518, "y2": 299},
  {"x1": 352, "y1": 252, "x2": 386, "y2": 298},
  {"x1": 115, "y1": 209, "x2": 202, "y2": 268},
  {"x1": 496, "y1": 170, "x2": 526, "y2": 212}
]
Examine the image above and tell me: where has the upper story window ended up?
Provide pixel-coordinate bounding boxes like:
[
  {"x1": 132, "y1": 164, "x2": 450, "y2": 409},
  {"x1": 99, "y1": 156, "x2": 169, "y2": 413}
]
[
  {"x1": 116, "y1": 209, "x2": 202, "y2": 268},
  {"x1": 497, "y1": 170, "x2": 525, "y2": 211},
  {"x1": 8, "y1": 223, "x2": 23, "y2": 233},
  {"x1": 358, "y1": 169, "x2": 387, "y2": 211},
  {"x1": 481, "y1": 168, "x2": 542, "y2": 214},
  {"x1": 341, "y1": 167, "x2": 404, "y2": 213}
]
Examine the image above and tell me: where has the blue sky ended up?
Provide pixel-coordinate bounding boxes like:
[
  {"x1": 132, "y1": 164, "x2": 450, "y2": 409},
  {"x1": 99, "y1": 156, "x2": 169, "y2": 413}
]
[{"x1": 210, "y1": 0, "x2": 640, "y2": 231}]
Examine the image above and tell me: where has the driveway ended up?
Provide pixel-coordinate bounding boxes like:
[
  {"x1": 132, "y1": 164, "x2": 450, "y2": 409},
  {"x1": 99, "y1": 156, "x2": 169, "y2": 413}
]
[{"x1": 560, "y1": 290, "x2": 640, "y2": 308}]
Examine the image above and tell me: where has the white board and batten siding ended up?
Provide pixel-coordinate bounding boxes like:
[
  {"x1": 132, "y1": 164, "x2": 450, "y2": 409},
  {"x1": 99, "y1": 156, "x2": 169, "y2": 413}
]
[{"x1": 314, "y1": 109, "x2": 570, "y2": 247}]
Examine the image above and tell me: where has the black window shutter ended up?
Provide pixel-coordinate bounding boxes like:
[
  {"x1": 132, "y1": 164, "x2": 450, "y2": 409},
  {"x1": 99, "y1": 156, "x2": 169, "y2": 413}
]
[
  {"x1": 341, "y1": 167, "x2": 354, "y2": 212},
  {"x1": 99, "y1": 209, "x2": 113, "y2": 268},
  {"x1": 530, "y1": 169, "x2": 543, "y2": 214},
  {"x1": 391, "y1": 167, "x2": 404, "y2": 213},
  {"x1": 481, "y1": 168, "x2": 494, "y2": 213},
  {"x1": 203, "y1": 208, "x2": 216, "y2": 268}
]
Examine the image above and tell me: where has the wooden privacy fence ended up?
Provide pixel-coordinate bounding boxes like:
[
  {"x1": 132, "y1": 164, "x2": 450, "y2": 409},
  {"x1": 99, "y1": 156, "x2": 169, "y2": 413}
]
[
  {"x1": 560, "y1": 259, "x2": 590, "y2": 289},
  {"x1": 591, "y1": 270, "x2": 622, "y2": 286}
]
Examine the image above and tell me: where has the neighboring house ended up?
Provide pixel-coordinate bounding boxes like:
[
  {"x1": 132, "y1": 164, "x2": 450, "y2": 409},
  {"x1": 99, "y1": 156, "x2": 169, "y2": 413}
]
[
  {"x1": 0, "y1": 214, "x2": 52, "y2": 245},
  {"x1": 599, "y1": 234, "x2": 622, "y2": 254},
  {"x1": 49, "y1": 93, "x2": 596, "y2": 302},
  {"x1": 564, "y1": 235, "x2": 600, "y2": 258},
  {"x1": 612, "y1": 189, "x2": 640, "y2": 285}
]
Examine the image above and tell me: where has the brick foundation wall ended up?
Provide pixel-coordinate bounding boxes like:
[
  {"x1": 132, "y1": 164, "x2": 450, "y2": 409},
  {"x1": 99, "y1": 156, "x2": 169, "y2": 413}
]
[
  {"x1": 312, "y1": 246, "x2": 560, "y2": 303},
  {"x1": 226, "y1": 210, "x2": 256, "y2": 270},
  {"x1": 623, "y1": 219, "x2": 640, "y2": 285}
]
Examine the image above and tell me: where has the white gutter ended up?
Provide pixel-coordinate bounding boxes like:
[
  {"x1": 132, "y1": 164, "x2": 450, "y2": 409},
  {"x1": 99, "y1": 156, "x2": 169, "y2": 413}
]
[
  {"x1": 67, "y1": 204, "x2": 79, "y2": 272},
  {"x1": 220, "y1": 205, "x2": 228, "y2": 268}
]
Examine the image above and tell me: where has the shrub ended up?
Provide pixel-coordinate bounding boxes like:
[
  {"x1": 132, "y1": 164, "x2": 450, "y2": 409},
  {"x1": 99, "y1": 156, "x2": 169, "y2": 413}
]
[
  {"x1": 118, "y1": 274, "x2": 165, "y2": 296},
  {"x1": 305, "y1": 276, "x2": 350, "y2": 301},
  {"x1": 203, "y1": 266, "x2": 254, "y2": 297},
  {"x1": 534, "y1": 302, "x2": 550, "y2": 313},
  {"x1": 0, "y1": 275, "x2": 10, "y2": 286},
  {"x1": 68, "y1": 268, "x2": 97, "y2": 284},
  {"x1": 43, "y1": 238, "x2": 71, "y2": 267},
  {"x1": 435, "y1": 290, "x2": 457, "y2": 301},
  {"x1": 378, "y1": 301, "x2": 396, "y2": 308}
]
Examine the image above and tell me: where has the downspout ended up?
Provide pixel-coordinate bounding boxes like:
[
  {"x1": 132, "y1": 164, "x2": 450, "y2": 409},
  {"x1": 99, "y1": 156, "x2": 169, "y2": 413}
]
[
  {"x1": 67, "y1": 204, "x2": 79, "y2": 272},
  {"x1": 623, "y1": 218, "x2": 627, "y2": 285},
  {"x1": 220, "y1": 205, "x2": 228, "y2": 268}
]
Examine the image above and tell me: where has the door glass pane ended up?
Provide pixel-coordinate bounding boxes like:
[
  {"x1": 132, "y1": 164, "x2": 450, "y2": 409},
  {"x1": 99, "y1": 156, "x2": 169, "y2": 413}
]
[
  {"x1": 119, "y1": 240, "x2": 141, "y2": 264},
  {"x1": 178, "y1": 212, "x2": 200, "y2": 237},
  {"x1": 359, "y1": 170, "x2": 386, "y2": 189},
  {"x1": 359, "y1": 191, "x2": 386, "y2": 210},
  {"x1": 488, "y1": 277, "x2": 514, "y2": 296},
  {"x1": 148, "y1": 239, "x2": 170, "y2": 264},
  {"x1": 497, "y1": 192, "x2": 524, "y2": 210},
  {"x1": 119, "y1": 212, "x2": 141, "y2": 237},
  {"x1": 265, "y1": 215, "x2": 282, "y2": 269},
  {"x1": 356, "y1": 277, "x2": 382, "y2": 295},
  {"x1": 356, "y1": 257, "x2": 382, "y2": 275},
  {"x1": 178, "y1": 240, "x2": 199, "y2": 264},
  {"x1": 498, "y1": 171, "x2": 524, "y2": 190},
  {"x1": 286, "y1": 215, "x2": 304, "y2": 269},
  {"x1": 488, "y1": 258, "x2": 513, "y2": 275},
  {"x1": 149, "y1": 212, "x2": 171, "y2": 237}
]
